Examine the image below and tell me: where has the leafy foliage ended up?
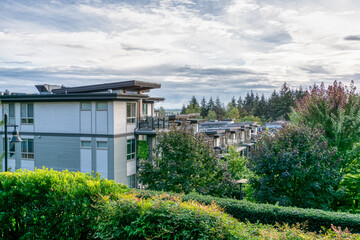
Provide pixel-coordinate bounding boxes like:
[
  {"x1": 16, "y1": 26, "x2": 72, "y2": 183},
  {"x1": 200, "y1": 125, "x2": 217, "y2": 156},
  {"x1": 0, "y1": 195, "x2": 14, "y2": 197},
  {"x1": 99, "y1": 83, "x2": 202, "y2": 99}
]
[
  {"x1": 135, "y1": 190, "x2": 360, "y2": 234},
  {"x1": 290, "y1": 81, "x2": 360, "y2": 173},
  {"x1": 137, "y1": 140, "x2": 149, "y2": 160},
  {"x1": 249, "y1": 124, "x2": 341, "y2": 209},
  {"x1": 0, "y1": 168, "x2": 129, "y2": 239},
  {"x1": 224, "y1": 146, "x2": 252, "y2": 180},
  {"x1": 95, "y1": 193, "x2": 242, "y2": 240},
  {"x1": 138, "y1": 125, "x2": 235, "y2": 197}
]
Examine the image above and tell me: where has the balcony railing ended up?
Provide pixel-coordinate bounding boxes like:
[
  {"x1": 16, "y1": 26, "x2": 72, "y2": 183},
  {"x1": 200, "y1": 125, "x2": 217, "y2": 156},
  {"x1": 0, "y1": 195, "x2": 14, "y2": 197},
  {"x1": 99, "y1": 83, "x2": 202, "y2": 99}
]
[{"x1": 137, "y1": 117, "x2": 173, "y2": 130}]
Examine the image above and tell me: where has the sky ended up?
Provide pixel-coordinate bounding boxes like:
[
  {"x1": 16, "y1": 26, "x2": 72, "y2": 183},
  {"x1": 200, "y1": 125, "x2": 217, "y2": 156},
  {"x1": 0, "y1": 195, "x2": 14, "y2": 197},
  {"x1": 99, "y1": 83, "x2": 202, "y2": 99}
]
[{"x1": 0, "y1": 0, "x2": 359, "y2": 108}]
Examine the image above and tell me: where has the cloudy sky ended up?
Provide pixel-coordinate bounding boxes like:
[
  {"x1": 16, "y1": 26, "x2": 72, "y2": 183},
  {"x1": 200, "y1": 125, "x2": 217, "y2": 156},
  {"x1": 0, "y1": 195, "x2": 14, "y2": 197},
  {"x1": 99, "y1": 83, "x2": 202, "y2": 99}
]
[{"x1": 0, "y1": 0, "x2": 359, "y2": 108}]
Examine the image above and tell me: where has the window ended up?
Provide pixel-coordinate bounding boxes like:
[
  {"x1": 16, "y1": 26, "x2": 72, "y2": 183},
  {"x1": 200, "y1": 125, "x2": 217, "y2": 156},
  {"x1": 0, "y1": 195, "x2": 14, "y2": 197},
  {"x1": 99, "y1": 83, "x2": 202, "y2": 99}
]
[
  {"x1": 21, "y1": 139, "x2": 34, "y2": 159},
  {"x1": 127, "y1": 139, "x2": 136, "y2": 160},
  {"x1": 96, "y1": 141, "x2": 108, "y2": 149},
  {"x1": 127, "y1": 174, "x2": 136, "y2": 188},
  {"x1": 81, "y1": 102, "x2": 91, "y2": 111},
  {"x1": 3, "y1": 138, "x2": 15, "y2": 158},
  {"x1": 80, "y1": 140, "x2": 91, "y2": 148},
  {"x1": 126, "y1": 103, "x2": 136, "y2": 123},
  {"x1": 3, "y1": 104, "x2": 16, "y2": 124},
  {"x1": 96, "y1": 102, "x2": 108, "y2": 111},
  {"x1": 21, "y1": 103, "x2": 34, "y2": 124},
  {"x1": 142, "y1": 103, "x2": 148, "y2": 115}
]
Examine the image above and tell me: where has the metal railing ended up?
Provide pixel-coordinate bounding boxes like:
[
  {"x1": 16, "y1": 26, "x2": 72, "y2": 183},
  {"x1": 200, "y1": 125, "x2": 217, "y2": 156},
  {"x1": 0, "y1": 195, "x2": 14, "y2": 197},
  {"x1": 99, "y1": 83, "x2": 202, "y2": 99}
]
[{"x1": 137, "y1": 117, "x2": 172, "y2": 130}]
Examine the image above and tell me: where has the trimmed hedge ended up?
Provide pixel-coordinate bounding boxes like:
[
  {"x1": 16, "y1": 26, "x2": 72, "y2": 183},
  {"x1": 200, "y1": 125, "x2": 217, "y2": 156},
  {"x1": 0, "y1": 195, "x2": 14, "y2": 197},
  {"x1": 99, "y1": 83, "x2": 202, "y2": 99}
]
[
  {"x1": 95, "y1": 193, "x2": 245, "y2": 240},
  {"x1": 0, "y1": 168, "x2": 129, "y2": 239},
  {"x1": 134, "y1": 190, "x2": 360, "y2": 233}
]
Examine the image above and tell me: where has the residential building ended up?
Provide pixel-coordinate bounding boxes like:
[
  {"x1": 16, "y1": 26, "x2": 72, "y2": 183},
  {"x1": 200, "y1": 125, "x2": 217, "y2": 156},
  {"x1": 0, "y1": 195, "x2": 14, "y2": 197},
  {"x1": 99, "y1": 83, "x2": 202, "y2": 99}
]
[{"x1": 0, "y1": 80, "x2": 163, "y2": 187}]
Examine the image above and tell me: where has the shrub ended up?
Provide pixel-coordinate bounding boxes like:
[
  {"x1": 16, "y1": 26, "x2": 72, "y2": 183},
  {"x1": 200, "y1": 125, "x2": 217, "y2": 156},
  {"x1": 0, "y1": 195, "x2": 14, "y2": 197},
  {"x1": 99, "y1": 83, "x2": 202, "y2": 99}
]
[
  {"x1": 249, "y1": 124, "x2": 341, "y2": 210},
  {"x1": 95, "y1": 193, "x2": 244, "y2": 240},
  {"x1": 0, "y1": 168, "x2": 129, "y2": 239},
  {"x1": 134, "y1": 190, "x2": 360, "y2": 233}
]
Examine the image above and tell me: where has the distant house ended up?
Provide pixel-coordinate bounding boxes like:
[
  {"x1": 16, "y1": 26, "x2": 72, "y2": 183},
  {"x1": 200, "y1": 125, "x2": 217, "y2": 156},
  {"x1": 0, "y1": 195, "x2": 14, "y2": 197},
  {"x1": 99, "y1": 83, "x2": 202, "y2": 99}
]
[
  {"x1": 0, "y1": 80, "x2": 163, "y2": 187},
  {"x1": 265, "y1": 120, "x2": 289, "y2": 130}
]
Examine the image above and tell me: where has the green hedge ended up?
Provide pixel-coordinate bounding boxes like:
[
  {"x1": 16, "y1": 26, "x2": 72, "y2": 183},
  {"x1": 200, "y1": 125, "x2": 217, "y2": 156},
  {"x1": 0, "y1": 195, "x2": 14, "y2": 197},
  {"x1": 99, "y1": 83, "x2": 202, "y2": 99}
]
[
  {"x1": 0, "y1": 169, "x2": 247, "y2": 240},
  {"x1": 0, "y1": 168, "x2": 129, "y2": 239},
  {"x1": 134, "y1": 190, "x2": 360, "y2": 233},
  {"x1": 95, "y1": 193, "x2": 244, "y2": 240}
]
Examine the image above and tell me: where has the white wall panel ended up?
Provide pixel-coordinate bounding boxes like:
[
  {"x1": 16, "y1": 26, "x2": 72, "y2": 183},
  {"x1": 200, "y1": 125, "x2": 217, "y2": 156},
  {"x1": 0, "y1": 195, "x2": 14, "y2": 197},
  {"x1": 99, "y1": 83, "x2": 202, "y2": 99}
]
[
  {"x1": 96, "y1": 149, "x2": 108, "y2": 179},
  {"x1": 96, "y1": 111, "x2": 108, "y2": 134},
  {"x1": 21, "y1": 160, "x2": 34, "y2": 171},
  {"x1": 2, "y1": 159, "x2": 16, "y2": 172},
  {"x1": 127, "y1": 160, "x2": 136, "y2": 176},
  {"x1": 80, "y1": 111, "x2": 92, "y2": 134},
  {"x1": 113, "y1": 101, "x2": 126, "y2": 134},
  {"x1": 126, "y1": 124, "x2": 136, "y2": 133},
  {"x1": 34, "y1": 102, "x2": 80, "y2": 133},
  {"x1": 80, "y1": 149, "x2": 92, "y2": 173}
]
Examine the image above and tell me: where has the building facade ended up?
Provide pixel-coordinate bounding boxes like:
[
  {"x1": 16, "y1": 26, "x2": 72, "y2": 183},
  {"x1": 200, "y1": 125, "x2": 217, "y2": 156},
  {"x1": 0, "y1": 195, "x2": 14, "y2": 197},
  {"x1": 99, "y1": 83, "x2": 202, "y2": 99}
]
[{"x1": 0, "y1": 81, "x2": 163, "y2": 187}]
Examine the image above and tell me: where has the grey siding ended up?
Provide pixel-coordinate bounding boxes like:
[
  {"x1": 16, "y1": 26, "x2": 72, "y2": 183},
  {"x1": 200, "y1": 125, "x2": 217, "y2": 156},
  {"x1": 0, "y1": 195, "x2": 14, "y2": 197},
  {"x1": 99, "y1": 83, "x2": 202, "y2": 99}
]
[
  {"x1": 108, "y1": 138, "x2": 114, "y2": 180},
  {"x1": 113, "y1": 137, "x2": 127, "y2": 184},
  {"x1": 35, "y1": 136, "x2": 80, "y2": 171}
]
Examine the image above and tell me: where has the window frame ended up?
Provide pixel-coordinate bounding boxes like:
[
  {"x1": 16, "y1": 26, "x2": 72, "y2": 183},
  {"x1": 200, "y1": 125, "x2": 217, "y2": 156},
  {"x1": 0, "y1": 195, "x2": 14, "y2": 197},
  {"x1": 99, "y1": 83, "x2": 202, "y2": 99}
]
[
  {"x1": 127, "y1": 139, "x2": 136, "y2": 160},
  {"x1": 126, "y1": 102, "x2": 137, "y2": 124},
  {"x1": 3, "y1": 138, "x2": 16, "y2": 158},
  {"x1": 21, "y1": 103, "x2": 34, "y2": 124},
  {"x1": 127, "y1": 174, "x2": 136, "y2": 188},
  {"x1": 80, "y1": 102, "x2": 92, "y2": 111},
  {"x1": 96, "y1": 102, "x2": 108, "y2": 111},
  {"x1": 80, "y1": 140, "x2": 92, "y2": 148},
  {"x1": 21, "y1": 139, "x2": 34, "y2": 159},
  {"x1": 142, "y1": 103, "x2": 148, "y2": 116},
  {"x1": 96, "y1": 141, "x2": 108, "y2": 149}
]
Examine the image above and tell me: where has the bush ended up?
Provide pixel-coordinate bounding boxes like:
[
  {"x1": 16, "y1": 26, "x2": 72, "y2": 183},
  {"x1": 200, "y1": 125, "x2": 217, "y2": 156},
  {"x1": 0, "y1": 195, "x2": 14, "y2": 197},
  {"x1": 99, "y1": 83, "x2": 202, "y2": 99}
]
[
  {"x1": 249, "y1": 124, "x2": 341, "y2": 210},
  {"x1": 134, "y1": 190, "x2": 360, "y2": 233},
  {"x1": 0, "y1": 168, "x2": 129, "y2": 239},
  {"x1": 95, "y1": 193, "x2": 244, "y2": 240}
]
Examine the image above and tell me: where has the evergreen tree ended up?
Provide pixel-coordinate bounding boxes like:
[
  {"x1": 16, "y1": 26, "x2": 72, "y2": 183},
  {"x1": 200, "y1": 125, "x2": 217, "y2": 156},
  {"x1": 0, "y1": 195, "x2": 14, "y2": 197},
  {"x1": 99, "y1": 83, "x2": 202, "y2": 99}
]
[
  {"x1": 180, "y1": 104, "x2": 187, "y2": 114},
  {"x1": 230, "y1": 96, "x2": 237, "y2": 108},
  {"x1": 200, "y1": 97, "x2": 208, "y2": 118},
  {"x1": 268, "y1": 90, "x2": 280, "y2": 121},
  {"x1": 214, "y1": 96, "x2": 225, "y2": 120},
  {"x1": 207, "y1": 97, "x2": 215, "y2": 113},
  {"x1": 278, "y1": 82, "x2": 293, "y2": 120}
]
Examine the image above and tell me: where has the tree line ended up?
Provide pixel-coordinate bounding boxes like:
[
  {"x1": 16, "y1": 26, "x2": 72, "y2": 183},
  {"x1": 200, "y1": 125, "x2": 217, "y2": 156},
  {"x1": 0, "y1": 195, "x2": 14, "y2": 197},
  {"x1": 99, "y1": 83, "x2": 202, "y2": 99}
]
[{"x1": 181, "y1": 82, "x2": 306, "y2": 123}]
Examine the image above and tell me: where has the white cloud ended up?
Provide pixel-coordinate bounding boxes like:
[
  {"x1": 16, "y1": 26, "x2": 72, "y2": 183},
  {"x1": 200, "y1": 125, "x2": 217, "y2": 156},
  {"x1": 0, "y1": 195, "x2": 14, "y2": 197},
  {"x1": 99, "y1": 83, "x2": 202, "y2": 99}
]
[{"x1": 0, "y1": 0, "x2": 359, "y2": 108}]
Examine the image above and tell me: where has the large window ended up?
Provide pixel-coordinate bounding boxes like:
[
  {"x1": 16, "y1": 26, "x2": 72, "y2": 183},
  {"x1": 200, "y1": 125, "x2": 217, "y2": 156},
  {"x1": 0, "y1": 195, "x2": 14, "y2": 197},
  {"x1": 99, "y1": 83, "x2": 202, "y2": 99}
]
[
  {"x1": 127, "y1": 139, "x2": 136, "y2": 160},
  {"x1": 3, "y1": 138, "x2": 15, "y2": 158},
  {"x1": 21, "y1": 139, "x2": 34, "y2": 159},
  {"x1": 127, "y1": 174, "x2": 136, "y2": 188},
  {"x1": 126, "y1": 103, "x2": 136, "y2": 123},
  {"x1": 21, "y1": 103, "x2": 34, "y2": 124}
]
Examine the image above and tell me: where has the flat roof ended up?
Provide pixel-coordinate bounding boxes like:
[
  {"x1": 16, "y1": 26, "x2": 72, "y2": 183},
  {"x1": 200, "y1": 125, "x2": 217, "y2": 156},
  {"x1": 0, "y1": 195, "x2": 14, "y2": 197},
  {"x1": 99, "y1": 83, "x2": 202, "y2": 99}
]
[
  {"x1": 0, "y1": 93, "x2": 150, "y2": 103},
  {"x1": 51, "y1": 80, "x2": 161, "y2": 94}
]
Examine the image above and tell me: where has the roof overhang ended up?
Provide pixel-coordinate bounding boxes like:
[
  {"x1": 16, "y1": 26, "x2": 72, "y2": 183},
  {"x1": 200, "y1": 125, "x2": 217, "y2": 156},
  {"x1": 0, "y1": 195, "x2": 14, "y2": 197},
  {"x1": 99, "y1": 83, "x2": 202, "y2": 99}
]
[
  {"x1": 0, "y1": 93, "x2": 150, "y2": 103},
  {"x1": 51, "y1": 80, "x2": 161, "y2": 94}
]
